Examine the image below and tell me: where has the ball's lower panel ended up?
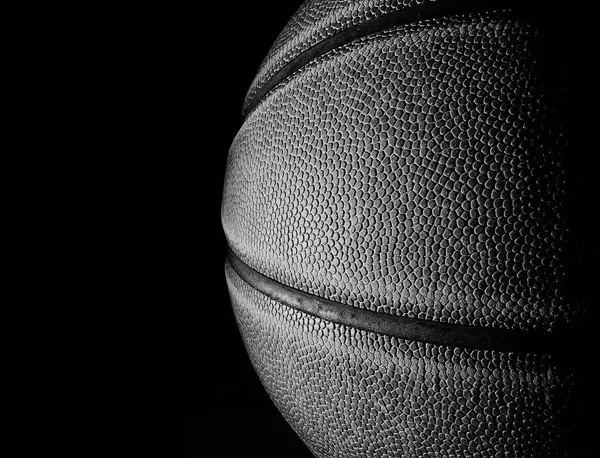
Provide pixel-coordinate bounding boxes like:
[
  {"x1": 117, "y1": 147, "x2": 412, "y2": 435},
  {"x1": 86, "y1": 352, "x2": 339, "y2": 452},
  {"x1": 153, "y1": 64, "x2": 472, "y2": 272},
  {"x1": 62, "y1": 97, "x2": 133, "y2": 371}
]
[{"x1": 226, "y1": 260, "x2": 576, "y2": 458}]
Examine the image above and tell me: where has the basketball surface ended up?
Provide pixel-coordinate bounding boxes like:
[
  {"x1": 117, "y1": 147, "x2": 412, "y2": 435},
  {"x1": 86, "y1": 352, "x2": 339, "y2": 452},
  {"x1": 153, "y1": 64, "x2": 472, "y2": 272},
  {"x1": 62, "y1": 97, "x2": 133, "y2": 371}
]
[{"x1": 221, "y1": 0, "x2": 592, "y2": 456}]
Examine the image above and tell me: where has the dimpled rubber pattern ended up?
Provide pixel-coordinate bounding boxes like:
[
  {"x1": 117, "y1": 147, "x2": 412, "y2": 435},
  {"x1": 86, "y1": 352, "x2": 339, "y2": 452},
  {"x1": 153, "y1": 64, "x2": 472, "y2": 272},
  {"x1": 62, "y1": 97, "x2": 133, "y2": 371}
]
[{"x1": 222, "y1": 1, "x2": 588, "y2": 457}]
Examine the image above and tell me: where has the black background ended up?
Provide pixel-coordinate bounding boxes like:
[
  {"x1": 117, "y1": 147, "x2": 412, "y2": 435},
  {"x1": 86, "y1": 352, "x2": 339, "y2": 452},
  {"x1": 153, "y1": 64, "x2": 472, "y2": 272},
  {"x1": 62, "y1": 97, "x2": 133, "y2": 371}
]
[{"x1": 181, "y1": 2, "x2": 313, "y2": 457}]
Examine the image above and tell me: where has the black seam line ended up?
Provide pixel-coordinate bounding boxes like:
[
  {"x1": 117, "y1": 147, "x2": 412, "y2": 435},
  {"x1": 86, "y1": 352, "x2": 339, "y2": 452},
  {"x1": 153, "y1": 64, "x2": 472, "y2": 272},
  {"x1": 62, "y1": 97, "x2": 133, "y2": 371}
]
[
  {"x1": 227, "y1": 247, "x2": 562, "y2": 355},
  {"x1": 241, "y1": 0, "x2": 526, "y2": 123}
]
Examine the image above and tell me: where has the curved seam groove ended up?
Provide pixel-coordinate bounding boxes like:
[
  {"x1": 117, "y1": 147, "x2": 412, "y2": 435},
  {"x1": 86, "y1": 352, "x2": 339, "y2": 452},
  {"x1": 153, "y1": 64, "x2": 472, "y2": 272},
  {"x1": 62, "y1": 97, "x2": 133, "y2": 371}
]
[
  {"x1": 241, "y1": 0, "x2": 528, "y2": 122},
  {"x1": 227, "y1": 247, "x2": 566, "y2": 355}
]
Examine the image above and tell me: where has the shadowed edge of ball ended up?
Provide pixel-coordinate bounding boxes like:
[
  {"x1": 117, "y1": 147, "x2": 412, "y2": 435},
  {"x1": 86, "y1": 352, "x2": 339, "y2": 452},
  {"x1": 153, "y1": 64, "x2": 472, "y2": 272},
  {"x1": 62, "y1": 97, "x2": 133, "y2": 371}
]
[{"x1": 226, "y1": 247, "x2": 576, "y2": 356}]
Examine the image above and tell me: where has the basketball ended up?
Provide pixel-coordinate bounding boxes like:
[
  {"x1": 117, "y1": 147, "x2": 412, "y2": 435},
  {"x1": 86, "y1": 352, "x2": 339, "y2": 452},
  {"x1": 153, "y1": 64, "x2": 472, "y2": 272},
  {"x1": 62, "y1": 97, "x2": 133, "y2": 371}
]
[{"x1": 221, "y1": 1, "x2": 592, "y2": 456}]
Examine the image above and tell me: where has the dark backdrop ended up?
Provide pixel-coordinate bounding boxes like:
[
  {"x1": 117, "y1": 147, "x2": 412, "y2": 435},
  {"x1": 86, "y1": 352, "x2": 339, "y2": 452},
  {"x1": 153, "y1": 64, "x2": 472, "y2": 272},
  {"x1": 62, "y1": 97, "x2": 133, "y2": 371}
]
[{"x1": 181, "y1": 2, "x2": 313, "y2": 457}]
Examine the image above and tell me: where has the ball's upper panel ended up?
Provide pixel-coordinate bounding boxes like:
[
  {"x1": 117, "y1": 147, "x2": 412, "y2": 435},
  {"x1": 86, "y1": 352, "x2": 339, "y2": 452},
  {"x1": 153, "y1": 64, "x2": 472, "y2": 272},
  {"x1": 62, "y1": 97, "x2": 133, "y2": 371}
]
[
  {"x1": 223, "y1": 10, "x2": 579, "y2": 332},
  {"x1": 245, "y1": 0, "x2": 441, "y2": 113}
]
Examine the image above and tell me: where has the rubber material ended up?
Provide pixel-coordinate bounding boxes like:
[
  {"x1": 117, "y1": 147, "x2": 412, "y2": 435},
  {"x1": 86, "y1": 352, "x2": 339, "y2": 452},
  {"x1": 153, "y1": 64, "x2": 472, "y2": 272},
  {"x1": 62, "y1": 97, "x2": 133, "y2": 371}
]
[{"x1": 223, "y1": 1, "x2": 591, "y2": 455}]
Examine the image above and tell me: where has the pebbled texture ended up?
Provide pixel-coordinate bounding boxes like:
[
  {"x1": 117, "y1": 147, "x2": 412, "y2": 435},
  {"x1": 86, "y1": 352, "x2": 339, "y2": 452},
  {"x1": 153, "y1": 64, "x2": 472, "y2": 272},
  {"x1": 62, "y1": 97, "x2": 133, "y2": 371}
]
[
  {"x1": 226, "y1": 260, "x2": 576, "y2": 458},
  {"x1": 245, "y1": 0, "x2": 440, "y2": 112},
  {"x1": 222, "y1": 1, "x2": 590, "y2": 456},
  {"x1": 223, "y1": 11, "x2": 580, "y2": 332}
]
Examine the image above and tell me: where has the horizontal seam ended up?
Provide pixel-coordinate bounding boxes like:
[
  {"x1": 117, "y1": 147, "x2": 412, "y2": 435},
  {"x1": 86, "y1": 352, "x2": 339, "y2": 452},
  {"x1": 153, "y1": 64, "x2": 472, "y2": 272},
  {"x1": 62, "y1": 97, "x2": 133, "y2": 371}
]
[{"x1": 227, "y1": 247, "x2": 564, "y2": 355}]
